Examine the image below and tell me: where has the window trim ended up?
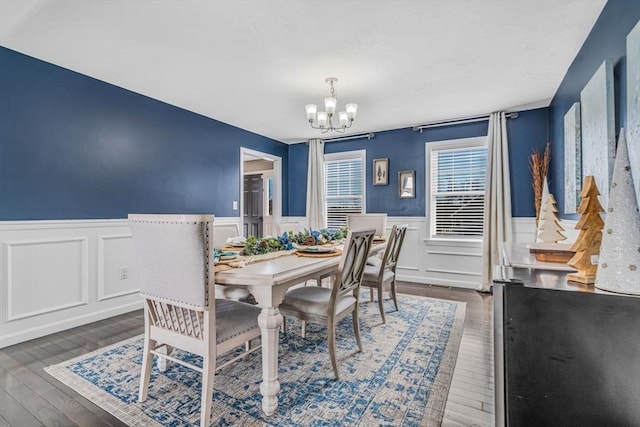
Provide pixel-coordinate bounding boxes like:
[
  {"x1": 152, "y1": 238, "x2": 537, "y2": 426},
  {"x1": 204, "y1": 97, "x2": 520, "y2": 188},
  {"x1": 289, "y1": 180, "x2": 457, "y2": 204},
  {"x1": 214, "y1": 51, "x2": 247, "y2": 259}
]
[
  {"x1": 425, "y1": 136, "x2": 487, "y2": 242},
  {"x1": 324, "y1": 149, "x2": 366, "y2": 228}
]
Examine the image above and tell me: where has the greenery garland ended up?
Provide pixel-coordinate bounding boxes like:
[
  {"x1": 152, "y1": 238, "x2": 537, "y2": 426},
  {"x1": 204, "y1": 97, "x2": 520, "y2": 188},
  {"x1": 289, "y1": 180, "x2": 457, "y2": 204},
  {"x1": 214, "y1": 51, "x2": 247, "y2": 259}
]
[{"x1": 242, "y1": 227, "x2": 349, "y2": 256}]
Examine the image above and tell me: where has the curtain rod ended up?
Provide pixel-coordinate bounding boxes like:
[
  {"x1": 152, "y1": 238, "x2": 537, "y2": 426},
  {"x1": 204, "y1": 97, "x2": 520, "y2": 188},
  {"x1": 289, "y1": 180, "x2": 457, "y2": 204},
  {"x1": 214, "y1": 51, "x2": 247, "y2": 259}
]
[
  {"x1": 412, "y1": 112, "x2": 519, "y2": 133},
  {"x1": 320, "y1": 132, "x2": 375, "y2": 143}
]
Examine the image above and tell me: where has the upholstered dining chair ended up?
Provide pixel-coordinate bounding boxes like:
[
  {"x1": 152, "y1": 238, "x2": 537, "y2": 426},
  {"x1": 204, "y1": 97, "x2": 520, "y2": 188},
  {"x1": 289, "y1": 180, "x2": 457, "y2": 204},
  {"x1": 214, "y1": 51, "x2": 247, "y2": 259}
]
[
  {"x1": 361, "y1": 224, "x2": 408, "y2": 324},
  {"x1": 276, "y1": 221, "x2": 301, "y2": 235},
  {"x1": 212, "y1": 222, "x2": 241, "y2": 249},
  {"x1": 277, "y1": 220, "x2": 329, "y2": 293},
  {"x1": 213, "y1": 223, "x2": 251, "y2": 302},
  {"x1": 279, "y1": 228, "x2": 375, "y2": 379},
  {"x1": 129, "y1": 214, "x2": 262, "y2": 427},
  {"x1": 347, "y1": 213, "x2": 387, "y2": 237}
]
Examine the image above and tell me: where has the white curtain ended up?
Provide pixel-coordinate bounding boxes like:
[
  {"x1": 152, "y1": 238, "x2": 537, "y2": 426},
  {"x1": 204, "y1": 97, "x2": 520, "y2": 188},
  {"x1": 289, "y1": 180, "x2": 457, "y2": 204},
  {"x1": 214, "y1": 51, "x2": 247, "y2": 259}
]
[
  {"x1": 480, "y1": 112, "x2": 512, "y2": 292},
  {"x1": 306, "y1": 138, "x2": 326, "y2": 230}
]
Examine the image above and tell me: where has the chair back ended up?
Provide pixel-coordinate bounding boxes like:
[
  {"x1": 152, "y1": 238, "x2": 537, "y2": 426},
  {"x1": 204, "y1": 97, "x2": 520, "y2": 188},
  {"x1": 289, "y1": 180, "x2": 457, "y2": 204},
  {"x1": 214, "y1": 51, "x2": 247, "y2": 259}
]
[
  {"x1": 347, "y1": 213, "x2": 387, "y2": 237},
  {"x1": 379, "y1": 224, "x2": 408, "y2": 275},
  {"x1": 333, "y1": 228, "x2": 375, "y2": 302},
  {"x1": 213, "y1": 223, "x2": 240, "y2": 249},
  {"x1": 129, "y1": 214, "x2": 215, "y2": 310},
  {"x1": 276, "y1": 221, "x2": 301, "y2": 235}
]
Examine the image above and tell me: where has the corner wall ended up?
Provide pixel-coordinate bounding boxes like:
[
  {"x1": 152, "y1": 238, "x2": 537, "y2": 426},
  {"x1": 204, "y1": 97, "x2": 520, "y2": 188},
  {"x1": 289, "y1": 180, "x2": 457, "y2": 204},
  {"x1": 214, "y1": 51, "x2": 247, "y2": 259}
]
[{"x1": 548, "y1": 0, "x2": 640, "y2": 217}]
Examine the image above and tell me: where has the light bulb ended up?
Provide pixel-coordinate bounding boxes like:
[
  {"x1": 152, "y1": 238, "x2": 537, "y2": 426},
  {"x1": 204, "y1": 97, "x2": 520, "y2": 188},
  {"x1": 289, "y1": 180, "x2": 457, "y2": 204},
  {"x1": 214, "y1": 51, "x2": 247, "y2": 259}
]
[
  {"x1": 324, "y1": 97, "x2": 337, "y2": 115},
  {"x1": 317, "y1": 111, "x2": 328, "y2": 128},
  {"x1": 305, "y1": 104, "x2": 317, "y2": 122},
  {"x1": 346, "y1": 103, "x2": 357, "y2": 120},
  {"x1": 339, "y1": 111, "x2": 348, "y2": 127}
]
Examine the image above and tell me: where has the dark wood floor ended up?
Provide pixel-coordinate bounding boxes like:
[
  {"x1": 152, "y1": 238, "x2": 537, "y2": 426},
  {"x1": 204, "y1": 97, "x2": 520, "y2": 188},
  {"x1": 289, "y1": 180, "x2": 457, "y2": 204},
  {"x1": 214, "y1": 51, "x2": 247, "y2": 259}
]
[{"x1": 0, "y1": 282, "x2": 493, "y2": 426}]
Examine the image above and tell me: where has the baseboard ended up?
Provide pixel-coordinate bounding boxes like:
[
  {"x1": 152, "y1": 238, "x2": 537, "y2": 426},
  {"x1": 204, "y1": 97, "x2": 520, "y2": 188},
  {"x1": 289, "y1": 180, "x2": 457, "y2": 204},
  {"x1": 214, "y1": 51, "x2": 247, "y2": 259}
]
[{"x1": 0, "y1": 300, "x2": 143, "y2": 348}]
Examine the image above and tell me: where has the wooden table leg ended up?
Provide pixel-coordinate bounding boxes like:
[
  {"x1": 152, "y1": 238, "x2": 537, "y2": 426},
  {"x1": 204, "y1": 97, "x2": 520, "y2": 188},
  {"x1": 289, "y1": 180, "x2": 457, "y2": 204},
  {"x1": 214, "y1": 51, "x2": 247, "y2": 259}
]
[
  {"x1": 257, "y1": 306, "x2": 282, "y2": 416},
  {"x1": 251, "y1": 285, "x2": 286, "y2": 416}
]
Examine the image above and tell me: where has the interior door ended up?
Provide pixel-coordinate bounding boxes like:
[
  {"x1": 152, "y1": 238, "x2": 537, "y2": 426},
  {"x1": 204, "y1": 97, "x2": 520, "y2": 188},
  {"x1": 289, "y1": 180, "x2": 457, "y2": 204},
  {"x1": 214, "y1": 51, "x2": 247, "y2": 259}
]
[{"x1": 243, "y1": 174, "x2": 263, "y2": 237}]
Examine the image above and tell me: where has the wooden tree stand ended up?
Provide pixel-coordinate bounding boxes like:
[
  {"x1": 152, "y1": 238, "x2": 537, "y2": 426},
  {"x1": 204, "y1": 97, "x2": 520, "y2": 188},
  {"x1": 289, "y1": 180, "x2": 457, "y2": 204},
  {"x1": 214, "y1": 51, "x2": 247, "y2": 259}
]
[
  {"x1": 567, "y1": 271, "x2": 597, "y2": 284},
  {"x1": 528, "y1": 242, "x2": 575, "y2": 263}
]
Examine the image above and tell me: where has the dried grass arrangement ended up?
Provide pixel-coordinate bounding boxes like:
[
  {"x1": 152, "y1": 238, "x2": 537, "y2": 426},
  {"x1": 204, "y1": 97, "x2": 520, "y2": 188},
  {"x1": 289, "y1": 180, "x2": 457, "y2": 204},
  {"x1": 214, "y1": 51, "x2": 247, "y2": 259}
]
[{"x1": 529, "y1": 141, "x2": 551, "y2": 222}]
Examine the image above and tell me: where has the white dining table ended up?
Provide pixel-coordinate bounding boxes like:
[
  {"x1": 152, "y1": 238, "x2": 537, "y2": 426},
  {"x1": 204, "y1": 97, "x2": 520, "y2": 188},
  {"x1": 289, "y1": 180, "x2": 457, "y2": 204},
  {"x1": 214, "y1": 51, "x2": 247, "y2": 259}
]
[{"x1": 214, "y1": 242, "x2": 385, "y2": 416}]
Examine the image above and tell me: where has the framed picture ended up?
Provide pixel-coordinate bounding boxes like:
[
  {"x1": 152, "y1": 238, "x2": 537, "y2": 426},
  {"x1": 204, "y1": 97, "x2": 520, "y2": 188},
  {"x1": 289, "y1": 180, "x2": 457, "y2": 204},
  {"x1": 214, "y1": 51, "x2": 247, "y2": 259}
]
[
  {"x1": 398, "y1": 170, "x2": 415, "y2": 198},
  {"x1": 373, "y1": 158, "x2": 388, "y2": 185}
]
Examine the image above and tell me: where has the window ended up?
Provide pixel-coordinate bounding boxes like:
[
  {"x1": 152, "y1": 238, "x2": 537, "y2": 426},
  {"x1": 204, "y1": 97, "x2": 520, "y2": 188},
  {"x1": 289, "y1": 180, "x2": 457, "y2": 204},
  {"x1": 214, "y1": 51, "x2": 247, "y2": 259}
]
[
  {"x1": 324, "y1": 150, "x2": 365, "y2": 229},
  {"x1": 427, "y1": 137, "x2": 487, "y2": 240}
]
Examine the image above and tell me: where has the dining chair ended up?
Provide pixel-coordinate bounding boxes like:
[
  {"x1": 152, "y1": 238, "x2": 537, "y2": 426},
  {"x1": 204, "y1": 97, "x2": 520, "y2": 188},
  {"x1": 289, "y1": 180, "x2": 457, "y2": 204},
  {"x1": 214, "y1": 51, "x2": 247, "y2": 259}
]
[
  {"x1": 277, "y1": 220, "x2": 329, "y2": 294},
  {"x1": 276, "y1": 221, "x2": 301, "y2": 235},
  {"x1": 129, "y1": 214, "x2": 262, "y2": 427},
  {"x1": 213, "y1": 222, "x2": 241, "y2": 249},
  {"x1": 279, "y1": 228, "x2": 375, "y2": 379},
  {"x1": 347, "y1": 213, "x2": 387, "y2": 237},
  {"x1": 213, "y1": 223, "x2": 251, "y2": 302},
  {"x1": 361, "y1": 224, "x2": 408, "y2": 324}
]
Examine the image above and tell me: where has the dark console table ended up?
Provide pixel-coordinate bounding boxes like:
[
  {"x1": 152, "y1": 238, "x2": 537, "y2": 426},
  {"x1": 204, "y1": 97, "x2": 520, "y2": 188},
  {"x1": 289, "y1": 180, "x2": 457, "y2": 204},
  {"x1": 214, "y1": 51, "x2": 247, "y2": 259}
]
[{"x1": 493, "y1": 267, "x2": 640, "y2": 427}]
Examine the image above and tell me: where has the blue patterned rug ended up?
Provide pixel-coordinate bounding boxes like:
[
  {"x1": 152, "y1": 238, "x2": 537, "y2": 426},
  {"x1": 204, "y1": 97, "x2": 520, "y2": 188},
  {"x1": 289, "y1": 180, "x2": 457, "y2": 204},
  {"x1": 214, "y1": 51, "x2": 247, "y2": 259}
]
[{"x1": 45, "y1": 292, "x2": 465, "y2": 426}]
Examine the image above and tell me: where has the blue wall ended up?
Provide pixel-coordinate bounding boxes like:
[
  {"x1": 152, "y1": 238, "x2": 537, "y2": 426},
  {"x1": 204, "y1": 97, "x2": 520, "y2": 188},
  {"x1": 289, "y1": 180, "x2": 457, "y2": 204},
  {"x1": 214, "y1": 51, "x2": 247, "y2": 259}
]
[
  {"x1": 0, "y1": 47, "x2": 288, "y2": 220},
  {"x1": 549, "y1": 0, "x2": 640, "y2": 217},
  {"x1": 288, "y1": 108, "x2": 549, "y2": 218}
]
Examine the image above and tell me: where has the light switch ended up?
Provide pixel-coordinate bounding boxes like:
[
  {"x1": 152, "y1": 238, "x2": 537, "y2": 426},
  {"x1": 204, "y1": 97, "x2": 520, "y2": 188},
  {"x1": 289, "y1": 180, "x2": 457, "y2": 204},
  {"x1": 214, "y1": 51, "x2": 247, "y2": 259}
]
[{"x1": 233, "y1": 200, "x2": 238, "y2": 210}]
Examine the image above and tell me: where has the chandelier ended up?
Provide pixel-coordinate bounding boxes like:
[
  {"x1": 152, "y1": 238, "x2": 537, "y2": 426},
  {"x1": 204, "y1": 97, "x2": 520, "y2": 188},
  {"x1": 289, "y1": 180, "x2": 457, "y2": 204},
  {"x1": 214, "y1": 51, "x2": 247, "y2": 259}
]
[{"x1": 305, "y1": 77, "x2": 357, "y2": 133}]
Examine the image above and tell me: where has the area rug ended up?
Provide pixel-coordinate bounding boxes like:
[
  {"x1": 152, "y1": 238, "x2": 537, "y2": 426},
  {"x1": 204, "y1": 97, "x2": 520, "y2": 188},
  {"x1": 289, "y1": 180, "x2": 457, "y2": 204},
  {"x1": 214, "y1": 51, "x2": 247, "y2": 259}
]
[{"x1": 45, "y1": 292, "x2": 465, "y2": 426}]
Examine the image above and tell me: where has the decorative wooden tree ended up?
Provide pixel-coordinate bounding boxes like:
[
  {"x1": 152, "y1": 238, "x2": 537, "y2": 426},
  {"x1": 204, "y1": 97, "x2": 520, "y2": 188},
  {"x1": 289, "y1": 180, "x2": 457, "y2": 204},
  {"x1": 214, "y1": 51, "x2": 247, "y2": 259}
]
[
  {"x1": 595, "y1": 130, "x2": 640, "y2": 294},
  {"x1": 567, "y1": 176, "x2": 605, "y2": 284},
  {"x1": 536, "y1": 193, "x2": 567, "y2": 243},
  {"x1": 535, "y1": 177, "x2": 550, "y2": 239}
]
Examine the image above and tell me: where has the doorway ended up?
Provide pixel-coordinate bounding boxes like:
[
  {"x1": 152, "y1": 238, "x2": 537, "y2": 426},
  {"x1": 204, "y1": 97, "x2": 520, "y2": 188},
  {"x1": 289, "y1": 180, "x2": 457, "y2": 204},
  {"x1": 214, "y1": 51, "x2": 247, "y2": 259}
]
[
  {"x1": 243, "y1": 173, "x2": 263, "y2": 237},
  {"x1": 240, "y1": 148, "x2": 282, "y2": 238}
]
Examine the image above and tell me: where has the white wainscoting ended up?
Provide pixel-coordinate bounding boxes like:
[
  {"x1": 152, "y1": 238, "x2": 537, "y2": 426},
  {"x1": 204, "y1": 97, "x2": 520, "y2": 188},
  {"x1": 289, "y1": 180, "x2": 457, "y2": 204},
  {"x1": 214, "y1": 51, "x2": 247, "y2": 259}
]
[
  {"x1": 0, "y1": 220, "x2": 141, "y2": 347},
  {"x1": 281, "y1": 216, "x2": 572, "y2": 290},
  {"x1": 0, "y1": 216, "x2": 245, "y2": 348},
  {"x1": 0, "y1": 215, "x2": 573, "y2": 346}
]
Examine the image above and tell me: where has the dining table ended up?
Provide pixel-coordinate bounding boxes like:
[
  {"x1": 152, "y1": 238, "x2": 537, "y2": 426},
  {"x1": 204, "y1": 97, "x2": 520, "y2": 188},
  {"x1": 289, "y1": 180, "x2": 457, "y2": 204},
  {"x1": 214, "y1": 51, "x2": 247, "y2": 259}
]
[{"x1": 214, "y1": 240, "x2": 386, "y2": 416}]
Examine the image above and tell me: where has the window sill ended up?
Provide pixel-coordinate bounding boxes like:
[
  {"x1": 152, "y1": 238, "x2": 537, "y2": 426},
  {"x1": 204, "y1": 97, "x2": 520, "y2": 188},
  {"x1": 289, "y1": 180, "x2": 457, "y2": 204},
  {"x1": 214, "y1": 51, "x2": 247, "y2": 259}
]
[{"x1": 423, "y1": 238, "x2": 483, "y2": 248}]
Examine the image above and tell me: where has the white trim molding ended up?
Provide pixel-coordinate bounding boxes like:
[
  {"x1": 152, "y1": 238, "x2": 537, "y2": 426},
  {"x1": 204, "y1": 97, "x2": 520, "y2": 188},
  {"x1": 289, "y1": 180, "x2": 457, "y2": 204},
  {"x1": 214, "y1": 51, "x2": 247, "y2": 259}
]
[{"x1": 0, "y1": 219, "x2": 142, "y2": 347}]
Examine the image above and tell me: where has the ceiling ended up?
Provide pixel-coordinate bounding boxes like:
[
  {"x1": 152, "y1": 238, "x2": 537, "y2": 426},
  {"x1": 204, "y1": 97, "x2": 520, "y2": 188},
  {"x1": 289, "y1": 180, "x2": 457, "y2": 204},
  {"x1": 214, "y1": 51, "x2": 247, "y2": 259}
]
[{"x1": 0, "y1": 0, "x2": 606, "y2": 144}]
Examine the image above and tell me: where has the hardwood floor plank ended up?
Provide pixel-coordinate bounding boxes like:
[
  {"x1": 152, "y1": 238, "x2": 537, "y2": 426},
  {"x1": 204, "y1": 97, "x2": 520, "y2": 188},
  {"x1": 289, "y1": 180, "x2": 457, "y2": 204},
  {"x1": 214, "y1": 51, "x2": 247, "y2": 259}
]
[
  {"x1": 445, "y1": 401, "x2": 494, "y2": 422},
  {"x1": 0, "y1": 388, "x2": 45, "y2": 427},
  {"x1": 447, "y1": 386, "x2": 494, "y2": 405}
]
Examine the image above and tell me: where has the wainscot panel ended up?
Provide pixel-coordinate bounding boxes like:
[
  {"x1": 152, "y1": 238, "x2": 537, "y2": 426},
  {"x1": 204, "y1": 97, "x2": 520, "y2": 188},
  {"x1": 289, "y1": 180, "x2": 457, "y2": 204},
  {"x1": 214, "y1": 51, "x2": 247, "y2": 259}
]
[
  {"x1": 280, "y1": 216, "x2": 544, "y2": 290},
  {"x1": 0, "y1": 217, "x2": 244, "y2": 347},
  {"x1": 0, "y1": 220, "x2": 141, "y2": 347}
]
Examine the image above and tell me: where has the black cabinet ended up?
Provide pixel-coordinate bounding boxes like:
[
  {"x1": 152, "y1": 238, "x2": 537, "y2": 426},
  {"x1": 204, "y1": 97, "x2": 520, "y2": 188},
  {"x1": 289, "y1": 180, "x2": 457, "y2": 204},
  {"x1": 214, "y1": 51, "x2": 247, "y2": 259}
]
[{"x1": 494, "y1": 269, "x2": 640, "y2": 427}]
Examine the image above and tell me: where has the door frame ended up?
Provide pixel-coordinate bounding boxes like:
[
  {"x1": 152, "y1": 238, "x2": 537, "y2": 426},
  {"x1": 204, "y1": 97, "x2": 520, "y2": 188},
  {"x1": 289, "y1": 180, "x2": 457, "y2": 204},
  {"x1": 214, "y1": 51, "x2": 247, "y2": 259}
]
[{"x1": 240, "y1": 147, "x2": 282, "y2": 237}]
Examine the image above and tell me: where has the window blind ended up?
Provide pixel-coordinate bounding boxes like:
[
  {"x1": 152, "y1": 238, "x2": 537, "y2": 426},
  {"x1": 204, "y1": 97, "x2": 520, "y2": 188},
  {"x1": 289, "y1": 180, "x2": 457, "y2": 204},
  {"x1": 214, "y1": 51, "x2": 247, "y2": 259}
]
[
  {"x1": 430, "y1": 146, "x2": 487, "y2": 239},
  {"x1": 325, "y1": 158, "x2": 363, "y2": 229}
]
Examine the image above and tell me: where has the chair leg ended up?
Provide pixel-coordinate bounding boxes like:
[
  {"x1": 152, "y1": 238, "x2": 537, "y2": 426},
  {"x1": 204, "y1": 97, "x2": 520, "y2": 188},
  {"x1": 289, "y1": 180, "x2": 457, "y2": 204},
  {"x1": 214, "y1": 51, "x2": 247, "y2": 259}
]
[
  {"x1": 352, "y1": 309, "x2": 363, "y2": 352},
  {"x1": 327, "y1": 317, "x2": 339, "y2": 379},
  {"x1": 301, "y1": 320, "x2": 307, "y2": 338},
  {"x1": 370, "y1": 287, "x2": 374, "y2": 302},
  {"x1": 200, "y1": 354, "x2": 216, "y2": 427},
  {"x1": 390, "y1": 278, "x2": 399, "y2": 311},
  {"x1": 244, "y1": 339, "x2": 252, "y2": 360},
  {"x1": 157, "y1": 344, "x2": 173, "y2": 372},
  {"x1": 138, "y1": 336, "x2": 156, "y2": 403},
  {"x1": 377, "y1": 285, "x2": 386, "y2": 324},
  {"x1": 281, "y1": 315, "x2": 287, "y2": 334}
]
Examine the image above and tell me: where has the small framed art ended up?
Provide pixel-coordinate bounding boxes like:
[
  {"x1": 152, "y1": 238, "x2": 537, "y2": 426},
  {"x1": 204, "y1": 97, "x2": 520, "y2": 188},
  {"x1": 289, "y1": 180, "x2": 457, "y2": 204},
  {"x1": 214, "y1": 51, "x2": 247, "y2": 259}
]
[
  {"x1": 373, "y1": 158, "x2": 388, "y2": 185},
  {"x1": 398, "y1": 170, "x2": 415, "y2": 198}
]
